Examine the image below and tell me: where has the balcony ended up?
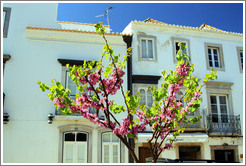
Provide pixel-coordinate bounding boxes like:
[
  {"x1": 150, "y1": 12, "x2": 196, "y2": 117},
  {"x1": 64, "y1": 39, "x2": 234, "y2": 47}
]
[{"x1": 207, "y1": 114, "x2": 241, "y2": 135}]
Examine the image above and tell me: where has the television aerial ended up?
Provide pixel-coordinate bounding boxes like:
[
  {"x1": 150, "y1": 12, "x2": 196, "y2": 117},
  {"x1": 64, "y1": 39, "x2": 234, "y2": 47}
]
[{"x1": 95, "y1": 6, "x2": 114, "y2": 26}]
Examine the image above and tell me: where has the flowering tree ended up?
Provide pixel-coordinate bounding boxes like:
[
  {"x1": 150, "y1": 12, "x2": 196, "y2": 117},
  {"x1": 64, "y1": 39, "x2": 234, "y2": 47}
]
[{"x1": 37, "y1": 23, "x2": 217, "y2": 163}]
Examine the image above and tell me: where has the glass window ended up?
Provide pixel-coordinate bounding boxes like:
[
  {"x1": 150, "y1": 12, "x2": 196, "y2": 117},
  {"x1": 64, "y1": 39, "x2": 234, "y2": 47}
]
[
  {"x1": 102, "y1": 132, "x2": 120, "y2": 163},
  {"x1": 208, "y1": 47, "x2": 221, "y2": 68},
  {"x1": 139, "y1": 88, "x2": 153, "y2": 108},
  {"x1": 210, "y1": 95, "x2": 228, "y2": 123},
  {"x1": 141, "y1": 39, "x2": 154, "y2": 59}
]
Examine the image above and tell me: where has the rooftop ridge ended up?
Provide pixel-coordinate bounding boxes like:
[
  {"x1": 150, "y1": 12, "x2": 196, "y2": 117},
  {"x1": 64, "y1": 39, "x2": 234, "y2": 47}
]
[
  {"x1": 57, "y1": 21, "x2": 110, "y2": 27},
  {"x1": 133, "y1": 18, "x2": 242, "y2": 36}
]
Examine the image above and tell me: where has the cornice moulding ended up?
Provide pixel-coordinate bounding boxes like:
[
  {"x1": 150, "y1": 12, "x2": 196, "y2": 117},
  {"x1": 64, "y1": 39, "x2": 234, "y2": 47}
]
[
  {"x1": 25, "y1": 28, "x2": 128, "y2": 46},
  {"x1": 131, "y1": 21, "x2": 243, "y2": 41}
]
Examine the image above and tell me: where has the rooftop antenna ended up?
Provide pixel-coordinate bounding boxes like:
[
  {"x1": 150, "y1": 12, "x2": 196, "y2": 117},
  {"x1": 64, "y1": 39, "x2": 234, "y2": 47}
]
[{"x1": 95, "y1": 6, "x2": 114, "y2": 27}]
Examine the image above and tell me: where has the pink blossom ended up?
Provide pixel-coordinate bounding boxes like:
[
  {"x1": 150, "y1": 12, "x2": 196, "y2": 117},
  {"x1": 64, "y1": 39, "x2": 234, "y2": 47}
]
[
  {"x1": 176, "y1": 63, "x2": 190, "y2": 76},
  {"x1": 53, "y1": 97, "x2": 65, "y2": 108}
]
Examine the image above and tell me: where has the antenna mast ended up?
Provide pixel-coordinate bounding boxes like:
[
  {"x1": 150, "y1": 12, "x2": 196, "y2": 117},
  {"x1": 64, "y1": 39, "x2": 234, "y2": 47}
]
[{"x1": 95, "y1": 6, "x2": 113, "y2": 26}]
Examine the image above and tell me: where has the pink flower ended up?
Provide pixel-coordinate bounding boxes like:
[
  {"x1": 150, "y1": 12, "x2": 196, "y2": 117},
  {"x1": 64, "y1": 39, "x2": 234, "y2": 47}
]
[
  {"x1": 53, "y1": 97, "x2": 65, "y2": 108},
  {"x1": 176, "y1": 63, "x2": 190, "y2": 76}
]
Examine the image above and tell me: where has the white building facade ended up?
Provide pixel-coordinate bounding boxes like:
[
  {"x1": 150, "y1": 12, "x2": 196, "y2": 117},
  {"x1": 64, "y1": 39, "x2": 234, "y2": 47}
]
[
  {"x1": 2, "y1": 3, "x2": 130, "y2": 163},
  {"x1": 2, "y1": 3, "x2": 244, "y2": 164},
  {"x1": 123, "y1": 18, "x2": 244, "y2": 163}
]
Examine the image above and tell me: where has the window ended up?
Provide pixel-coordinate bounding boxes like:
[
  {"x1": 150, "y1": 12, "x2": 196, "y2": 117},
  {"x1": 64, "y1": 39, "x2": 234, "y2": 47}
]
[
  {"x1": 133, "y1": 84, "x2": 156, "y2": 109},
  {"x1": 205, "y1": 43, "x2": 225, "y2": 71},
  {"x1": 102, "y1": 132, "x2": 120, "y2": 163},
  {"x1": 176, "y1": 91, "x2": 194, "y2": 116},
  {"x1": 57, "y1": 59, "x2": 96, "y2": 115},
  {"x1": 63, "y1": 132, "x2": 88, "y2": 163},
  {"x1": 206, "y1": 82, "x2": 238, "y2": 134},
  {"x1": 3, "y1": 7, "x2": 11, "y2": 38},
  {"x1": 237, "y1": 47, "x2": 243, "y2": 73},
  {"x1": 210, "y1": 95, "x2": 229, "y2": 123},
  {"x1": 171, "y1": 37, "x2": 191, "y2": 63},
  {"x1": 138, "y1": 35, "x2": 157, "y2": 61},
  {"x1": 139, "y1": 87, "x2": 153, "y2": 108}
]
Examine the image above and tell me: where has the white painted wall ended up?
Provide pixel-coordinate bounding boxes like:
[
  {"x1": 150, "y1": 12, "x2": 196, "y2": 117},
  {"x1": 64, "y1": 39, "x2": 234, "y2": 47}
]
[
  {"x1": 124, "y1": 21, "x2": 243, "y2": 162},
  {"x1": 3, "y1": 3, "x2": 128, "y2": 163}
]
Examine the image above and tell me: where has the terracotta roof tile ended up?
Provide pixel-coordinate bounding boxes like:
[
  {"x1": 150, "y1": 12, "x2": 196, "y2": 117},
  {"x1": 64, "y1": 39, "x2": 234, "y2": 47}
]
[
  {"x1": 25, "y1": 26, "x2": 132, "y2": 36},
  {"x1": 199, "y1": 23, "x2": 222, "y2": 31},
  {"x1": 143, "y1": 17, "x2": 167, "y2": 24}
]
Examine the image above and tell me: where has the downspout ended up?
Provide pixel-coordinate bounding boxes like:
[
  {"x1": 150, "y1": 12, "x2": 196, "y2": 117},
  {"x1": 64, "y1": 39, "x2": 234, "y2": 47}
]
[{"x1": 123, "y1": 35, "x2": 134, "y2": 163}]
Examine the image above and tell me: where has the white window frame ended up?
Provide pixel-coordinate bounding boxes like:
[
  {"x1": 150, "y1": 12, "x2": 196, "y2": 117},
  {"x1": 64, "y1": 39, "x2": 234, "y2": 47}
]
[
  {"x1": 209, "y1": 94, "x2": 230, "y2": 124},
  {"x1": 138, "y1": 35, "x2": 157, "y2": 61},
  {"x1": 236, "y1": 47, "x2": 243, "y2": 73},
  {"x1": 204, "y1": 43, "x2": 225, "y2": 71},
  {"x1": 61, "y1": 66, "x2": 96, "y2": 115},
  {"x1": 133, "y1": 84, "x2": 156, "y2": 109},
  {"x1": 102, "y1": 132, "x2": 121, "y2": 163},
  {"x1": 171, "y1": 37, "x2": 191, "y2": 63},
  {"x1": 63, "y1": 131, "x2": 88, "y2": 163},
  {"x1": 206, "y1": 82, "x2": 234, "y2": 119}
]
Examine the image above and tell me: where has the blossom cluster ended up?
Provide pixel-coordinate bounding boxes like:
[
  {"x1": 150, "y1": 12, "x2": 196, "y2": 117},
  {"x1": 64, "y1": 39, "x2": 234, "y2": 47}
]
[{"x1": 176, "y1": 63, "x2": 190, "y2": 76}]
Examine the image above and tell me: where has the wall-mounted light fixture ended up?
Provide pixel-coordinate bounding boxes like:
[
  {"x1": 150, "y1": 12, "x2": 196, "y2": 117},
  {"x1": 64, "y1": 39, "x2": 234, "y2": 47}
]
[
  {"x1": 48, "y1": 113, "x2": 54, "y2": 124},
  {"x1": 3, "y1": 113, "x2": 9, "y2": 124}
]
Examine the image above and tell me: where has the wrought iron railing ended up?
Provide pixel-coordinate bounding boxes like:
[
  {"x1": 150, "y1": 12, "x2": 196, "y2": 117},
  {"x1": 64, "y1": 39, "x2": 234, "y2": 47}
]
[{"x1": 207, "y1": 114, "x2": 241, "y2": 134}]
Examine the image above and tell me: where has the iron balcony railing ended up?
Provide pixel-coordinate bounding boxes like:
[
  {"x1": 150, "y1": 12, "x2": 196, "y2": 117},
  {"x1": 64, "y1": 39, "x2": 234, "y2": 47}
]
[{"x1": 207, "y1": 114, "x2": 241, "y2": 134}]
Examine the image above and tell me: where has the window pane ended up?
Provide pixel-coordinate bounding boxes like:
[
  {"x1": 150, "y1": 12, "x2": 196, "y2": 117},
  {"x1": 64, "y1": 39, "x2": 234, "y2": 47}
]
[
  {"x1": 175, "y1": 42, "x2": 180, "y2": 54},
  {"x1": 64, "y1": 143, "x2": 73, "y2": 163},
  {"x1": 221, "y1": 114, "x2": 228, "y2": 123},
  {"x1": 214, "y1": 55, "x2": 218, "y2": 61},
  {"x1": 220, "y1": 105, "x2": 228, "y2": 114},
  {"x1": 103, "y1": 133, "x2": 110, "y2": 142},
  {"x1": 77, "y1": 143, "x2": 86, "y2": 163},
  {"x1": 77, "y1": 133, "x2": 87, "y2": 142},
  {"x1": 112, "y1": 134, "x2": 119, "y2": 142},
  {"x1": 103, "y1": 144, "x2": 109, "y2": 163},
  {"x1": 147, "y1": 40, "x2": 153, "y2": 58},
  {"x1": 66, "y1": 71, "x2": 77, "y2": 96},
  {"x1": 141, "y1": 40, "x2": 147, "y2": 58},
  {"x1": 219, "y1": 96, "x2": 226, "y2": 104},
  {"x1": 213, "y1": 49, "x2": 217, "y2": 55},
  {"x1": 208, "y1": 48, "x2": 211, "y2": 54},
  {"x1": 140, "y1": 89, "x2": 146, "y2": 105},
  {"x1": 212, "y1": 114, "x2": 218, "y2": 123},
  {"x1": 209, "y1": 61, "x2": 213, "y2": 67},
  {"x1": 215, "y1": 61, "x2": 219, "y2": 67},
  {"x1": 210, "y1": 96, "x2": 217, "y2": 104},
  {"x1": 211, "y1": 105, "x2": 218, "y2": 114},
  {"x1": 208, "y1": 54, "x2": 212, "y2": 60},
  {"x1": 65, "y1": 133, "x2": 75, "y2": 141},
  {"x1": 113, "y1": 145, "x2": 118, "y2": 163},
  {"x1": 147, "y1": 89, "x2": 153, "y2": 107}
]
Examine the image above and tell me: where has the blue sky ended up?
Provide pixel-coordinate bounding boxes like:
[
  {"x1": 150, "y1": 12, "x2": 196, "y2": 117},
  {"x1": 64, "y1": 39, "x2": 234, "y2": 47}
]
[{"x1": 57, "y1": 3, "x2": 243, "y2": 33}]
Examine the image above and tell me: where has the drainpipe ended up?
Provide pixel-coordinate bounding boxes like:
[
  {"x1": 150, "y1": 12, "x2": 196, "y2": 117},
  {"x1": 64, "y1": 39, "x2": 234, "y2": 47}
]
[{"x1": 123, "y1": 35, "x2": 134, "y2": 163}]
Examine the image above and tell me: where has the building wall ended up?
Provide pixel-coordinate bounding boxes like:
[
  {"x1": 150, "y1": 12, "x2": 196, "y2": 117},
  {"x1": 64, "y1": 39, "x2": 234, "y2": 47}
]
[
  {"x1": 3, "y1": 3, "x2": 129, "y2": 163},
  {"x1": 124, "y1": 21, "x2": 243, "y2": 162}
]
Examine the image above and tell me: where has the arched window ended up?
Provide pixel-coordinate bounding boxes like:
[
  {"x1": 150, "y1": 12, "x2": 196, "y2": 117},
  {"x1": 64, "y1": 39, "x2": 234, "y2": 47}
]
[
  {"x1": 63, "y1": 132, "x2": 88, "y2": 163},
  {"x1": 102, "y1": 132, "x2": 120, "y2": 163}
]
